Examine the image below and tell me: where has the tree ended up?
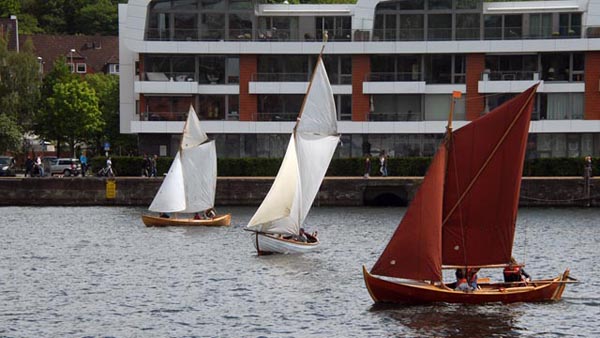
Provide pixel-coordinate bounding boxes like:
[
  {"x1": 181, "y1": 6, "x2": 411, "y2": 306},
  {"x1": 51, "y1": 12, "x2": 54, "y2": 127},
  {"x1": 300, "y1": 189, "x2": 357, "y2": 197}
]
[
  {"x1": 0, "y1": 36, "x2": 41, "y2": 153},
  {"x1": 0, "y1": 114, "x2": 22, "y2": 153},
  {"x1": 75, "y1": 0, "x2": 119, "y2": 35},
  {"x1": 38, "y1": 79, "x2": 104, "y2": 157}
]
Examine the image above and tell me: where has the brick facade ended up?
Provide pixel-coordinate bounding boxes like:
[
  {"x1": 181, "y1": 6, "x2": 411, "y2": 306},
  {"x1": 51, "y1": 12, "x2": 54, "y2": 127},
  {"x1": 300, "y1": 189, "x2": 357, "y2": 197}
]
[
  {"x1": 585, "y1": 51, "x2": 600, "y2": 120},
  {"x1": 466, "y1": 53, "x2": 485, "y2": 121},
  {"x1": 352, "y1": 55, "x2": 370, "y2": 121},
  {"x1": 239, "y1": 54, "x2": 257, "y2": 121}
]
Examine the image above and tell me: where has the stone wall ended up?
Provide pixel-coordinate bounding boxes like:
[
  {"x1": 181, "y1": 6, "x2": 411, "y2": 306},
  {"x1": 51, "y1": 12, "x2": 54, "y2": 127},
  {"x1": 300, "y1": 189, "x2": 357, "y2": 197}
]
[{"x1": 0, "y1": 177, "x2": 597, "y2": 207}]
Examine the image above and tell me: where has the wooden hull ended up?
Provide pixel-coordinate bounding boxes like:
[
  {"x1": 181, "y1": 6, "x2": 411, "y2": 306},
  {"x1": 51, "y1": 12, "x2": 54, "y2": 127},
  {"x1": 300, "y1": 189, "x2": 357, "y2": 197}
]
[
  {"x1": 142, "y1": 213, "x2": 231, "y2": 227},
  {"x1": 363, "y1": 266, "x2": 570, "y2": 305},
  {"x1": 251, "y1": 232, "x2": 319, "y2": 255}
]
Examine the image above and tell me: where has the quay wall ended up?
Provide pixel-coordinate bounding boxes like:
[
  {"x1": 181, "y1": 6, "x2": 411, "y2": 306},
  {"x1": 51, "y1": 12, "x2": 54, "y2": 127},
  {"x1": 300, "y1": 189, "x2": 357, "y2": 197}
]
[{"x1": 0, "y1": 177, "x2": 598, "y2": 207}]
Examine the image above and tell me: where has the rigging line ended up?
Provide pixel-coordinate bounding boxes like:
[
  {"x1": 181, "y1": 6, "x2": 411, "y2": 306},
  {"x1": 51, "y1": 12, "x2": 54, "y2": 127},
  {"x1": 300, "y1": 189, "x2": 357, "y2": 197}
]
[
  {"x1": 442, "y1": 84, "x2": 538, "y2": 226},
  {"x1": 448, "y1": 130, "x2": 469, "y2": 267},
  {"x1": 520, "y1": 195, "x2": 600, "y2": 202}
]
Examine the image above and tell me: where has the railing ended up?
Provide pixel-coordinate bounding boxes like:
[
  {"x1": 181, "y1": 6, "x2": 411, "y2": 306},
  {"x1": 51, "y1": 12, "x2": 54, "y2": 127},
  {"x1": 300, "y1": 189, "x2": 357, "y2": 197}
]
[
  {"x1": 141, "y1": 111, "x2": 237, "y2": 121},
  {"x1": 368, "y1": 112, "x2": 421, "y2": 121},
  {"x1": 254, "y1": 112, "x2": 298, "y2": 121},
  {"x1": 252, "y1": 73, "x2": 309, "y2": 82},
  {"x1": 145, "y1": 71, "x2": 195, "y2": 82},
  {"x1": 366, "y1": 72, "x2": 421, "y2": 82},
  {"x1": 144, "y1": 25, "x2": 600, "y2": 42},
  {"x1": 481, "y1": 70, "x2": 584, "y2": 82}
]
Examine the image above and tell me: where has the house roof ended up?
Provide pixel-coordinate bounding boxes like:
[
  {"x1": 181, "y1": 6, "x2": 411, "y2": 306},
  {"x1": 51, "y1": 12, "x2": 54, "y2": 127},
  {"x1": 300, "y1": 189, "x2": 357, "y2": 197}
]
[{"x1": 20, "y1": 34, "x2": 119, "y2": 75}]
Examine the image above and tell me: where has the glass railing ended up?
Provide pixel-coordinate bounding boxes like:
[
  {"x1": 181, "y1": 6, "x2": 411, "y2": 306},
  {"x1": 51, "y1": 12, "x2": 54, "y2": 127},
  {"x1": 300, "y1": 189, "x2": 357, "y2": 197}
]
[
  {"x1": 368, "y1": 112, "x2": 421, "y2": 121},
  {"x1": 252, "y1": 73, "x2": 309, "y2": 82},
  {"x1": 144, "y1": 25, "x2": 600, "y2": 42},
  {"x1": 255, "y1": 112, "x2": 298, "y2": 121},
  {"x1": 481, "y1": 70, "x2": 584, "y2": 82},
  {"x1": 366, "y1": 72, "x2": 421, "y2": 82}
]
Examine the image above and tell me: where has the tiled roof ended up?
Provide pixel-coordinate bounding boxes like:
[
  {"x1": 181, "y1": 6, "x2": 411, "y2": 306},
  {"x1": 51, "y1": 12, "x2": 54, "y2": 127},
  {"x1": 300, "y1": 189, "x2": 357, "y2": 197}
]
[{"x1": 20, "y1": 34, "x2": 119, "y2": 75}]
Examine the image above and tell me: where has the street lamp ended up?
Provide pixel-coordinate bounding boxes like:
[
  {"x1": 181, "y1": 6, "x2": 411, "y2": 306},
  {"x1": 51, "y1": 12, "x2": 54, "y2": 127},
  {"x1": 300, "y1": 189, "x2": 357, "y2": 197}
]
[
  {"x1": 69, "y1": 49, "x2": 75, "y2": 73},
  {"x1": 37, "y1": 57, "x2": 43, "y2": 79}
]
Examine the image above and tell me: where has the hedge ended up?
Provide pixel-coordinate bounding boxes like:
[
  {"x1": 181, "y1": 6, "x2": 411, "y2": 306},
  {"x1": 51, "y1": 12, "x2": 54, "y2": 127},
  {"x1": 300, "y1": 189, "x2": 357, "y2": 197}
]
[{"x1": 89, "y1": 156, "x2": 598, "y2": 177}]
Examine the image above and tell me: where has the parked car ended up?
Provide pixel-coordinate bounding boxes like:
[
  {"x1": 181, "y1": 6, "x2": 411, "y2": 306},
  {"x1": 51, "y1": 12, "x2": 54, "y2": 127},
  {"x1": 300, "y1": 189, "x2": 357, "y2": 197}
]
[
  {"x1": 49, "y1": 158, "x2": 81, "y2": 176},
  {"x1": 0, "y1": 156, "x2": 16, "y2": 176}
]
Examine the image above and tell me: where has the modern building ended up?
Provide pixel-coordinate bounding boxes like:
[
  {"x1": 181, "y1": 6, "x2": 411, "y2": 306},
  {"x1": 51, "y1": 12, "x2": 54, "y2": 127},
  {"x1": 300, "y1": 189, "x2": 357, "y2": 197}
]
[{"x1": 119, "y1": 0, "x2": 600, "y2": 159}]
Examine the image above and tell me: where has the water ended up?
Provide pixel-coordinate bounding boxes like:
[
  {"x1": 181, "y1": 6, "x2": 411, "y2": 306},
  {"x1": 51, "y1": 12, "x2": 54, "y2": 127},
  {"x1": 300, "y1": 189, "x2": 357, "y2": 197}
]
[{"x1": 0, "y1": 206, "x2": 598, "y2": 337}]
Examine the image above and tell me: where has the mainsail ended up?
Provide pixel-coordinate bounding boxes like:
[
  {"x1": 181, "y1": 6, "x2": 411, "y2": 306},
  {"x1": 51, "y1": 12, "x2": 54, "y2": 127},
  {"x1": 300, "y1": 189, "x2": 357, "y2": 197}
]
[
  {"x1": 148, "y1": 106, "x2": 217, "y2": 213},
  {"x1": 370, "y1": 85, "x2": 538, "y2": 281},
  {"x1": 246, "y1": 56, "x2": 340, "y2": 235}
]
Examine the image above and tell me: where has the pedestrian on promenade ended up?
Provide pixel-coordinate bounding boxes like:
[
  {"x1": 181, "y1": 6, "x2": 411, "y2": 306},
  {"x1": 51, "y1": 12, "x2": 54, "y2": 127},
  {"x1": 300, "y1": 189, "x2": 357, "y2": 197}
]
[
  {"x1": 364, "y1": 155, "x2": 371, "y2": 179},
  {"x1": 151, "y1": 154, "x2": 158, "y2": 177},
  {"x1": 584, "y1": 155, "x2": 593, "y2": 178},
  {"x1": 379, "y1": 150, "x2": 388, "y2": 177},
  {"x1": 25, "y1": 156, "x2": 34, "y2": 177},
  {"x1": 80, "y1": 152, "x2": 88, "y2": 176}
]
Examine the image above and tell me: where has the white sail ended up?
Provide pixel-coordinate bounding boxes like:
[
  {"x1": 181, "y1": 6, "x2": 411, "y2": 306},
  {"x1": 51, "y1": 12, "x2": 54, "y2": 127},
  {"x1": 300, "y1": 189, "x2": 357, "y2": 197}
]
[
  {"x1": 148, "y1": 152, "x2": 186, "y2": 212},
  {"x1": 247, "y1": 56, "x2": 339, "y2": 235},
  {"x1": 148, "y1": 107, "x2": 216, "y2": 213}
]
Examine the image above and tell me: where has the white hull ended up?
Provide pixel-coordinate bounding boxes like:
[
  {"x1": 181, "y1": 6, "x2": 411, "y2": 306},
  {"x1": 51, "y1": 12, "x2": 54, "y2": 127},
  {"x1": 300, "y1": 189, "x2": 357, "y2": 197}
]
[{"x1": 251, "y1": 232, "x2": 319, "y2": 255}]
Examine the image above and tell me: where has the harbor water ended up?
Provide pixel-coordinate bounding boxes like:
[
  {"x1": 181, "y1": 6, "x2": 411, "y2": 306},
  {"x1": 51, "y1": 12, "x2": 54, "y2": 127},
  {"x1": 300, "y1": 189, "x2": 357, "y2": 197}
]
[{"x1": 1, "y1": 206, "x2": 598, "y2": 337}]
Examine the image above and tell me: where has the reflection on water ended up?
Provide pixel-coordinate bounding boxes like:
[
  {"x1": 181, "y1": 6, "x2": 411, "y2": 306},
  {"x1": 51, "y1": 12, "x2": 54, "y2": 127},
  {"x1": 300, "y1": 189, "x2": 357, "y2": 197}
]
[
  {"x1": 370, "y1": 303, "x2": 522, "y2": 337},
  {"x1": 0, "y1": 206, "x2": 598, "y2": 337}
]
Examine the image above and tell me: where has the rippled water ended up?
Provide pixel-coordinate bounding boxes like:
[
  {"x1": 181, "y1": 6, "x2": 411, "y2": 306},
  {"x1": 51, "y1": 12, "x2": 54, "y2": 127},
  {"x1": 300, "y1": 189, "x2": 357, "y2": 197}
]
[{"x1": 0, "y1": 206, "x2": 598, "y2": 337}]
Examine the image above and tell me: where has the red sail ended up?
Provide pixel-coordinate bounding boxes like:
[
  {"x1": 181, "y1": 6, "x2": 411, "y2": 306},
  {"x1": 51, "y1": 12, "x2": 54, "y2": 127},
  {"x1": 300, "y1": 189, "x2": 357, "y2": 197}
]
[
  {"x1": 442, "y1": 85, "x2": 538, "y2": 266},
  {"x1": 371, "y1": 143, "x2": 447, "y2": 281}
]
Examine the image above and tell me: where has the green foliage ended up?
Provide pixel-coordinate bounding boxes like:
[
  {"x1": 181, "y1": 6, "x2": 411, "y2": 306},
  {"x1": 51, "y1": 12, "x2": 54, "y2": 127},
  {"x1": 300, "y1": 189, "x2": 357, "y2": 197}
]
[
  {"x1": 0, "y1": 114, "x2": 22, "y2": 153},
  {"x1": 39, "y1": 79, "x2": 103, "y2": 156},
  {"x1": 75, "y1": 0, "x2": 118, "y2": 35},
  {"x1": 87, "y1": 156, "x2": 600, "y2": 177},
  {"x1": 0, "y1": 36, "x2": 41, "y2": 151}
]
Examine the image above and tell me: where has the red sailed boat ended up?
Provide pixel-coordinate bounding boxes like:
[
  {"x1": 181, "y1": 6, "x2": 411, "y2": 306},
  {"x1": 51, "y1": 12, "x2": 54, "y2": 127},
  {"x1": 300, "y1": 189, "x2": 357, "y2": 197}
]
[{"x1": 363, "y1": 85, "x2": 572, "y2": 304}]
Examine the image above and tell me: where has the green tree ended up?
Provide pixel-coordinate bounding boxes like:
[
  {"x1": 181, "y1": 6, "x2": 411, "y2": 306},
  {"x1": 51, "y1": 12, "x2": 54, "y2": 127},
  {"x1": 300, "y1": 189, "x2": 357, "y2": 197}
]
[
  {"x1": 0, "y1": 114, "x2": 22, "y2": 153},
  {"x1": 75, "y1": 0, "x2": 119, "y2": 35},
  {"x1": 85, "y1": 73, "x2": 136, "y2": 156},
  {"x1": 0, "y1": 37, "x2": 41, "y2": 153},
  {"x1": 37, "y1": 78, "x2": 104, "y2": 157}
]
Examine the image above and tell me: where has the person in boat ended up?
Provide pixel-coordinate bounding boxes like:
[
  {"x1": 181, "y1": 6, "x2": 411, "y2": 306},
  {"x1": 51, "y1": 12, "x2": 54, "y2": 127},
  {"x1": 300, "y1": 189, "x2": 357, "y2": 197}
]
[
  {"x1": 503, "y1": 258, "x2": 531, "y2": 284},
  {"x1": 159, "y1": 212, "x2": 170, "y2": 218},
  {"x1": 468, "y1": 268, "x2": 480, "y2": 290},
  {"x1": 203, "y1": 208, "x2": 216, "y2": 219},
  {"x1": 294, "y1": 228, "x2": 308, "y2": 243},
  {"x1": 193, "y1": 212, "x2": 201, "y2": 220},
  {"x1": 454, "y1": 268, "x2": 472, "y2": 292}
]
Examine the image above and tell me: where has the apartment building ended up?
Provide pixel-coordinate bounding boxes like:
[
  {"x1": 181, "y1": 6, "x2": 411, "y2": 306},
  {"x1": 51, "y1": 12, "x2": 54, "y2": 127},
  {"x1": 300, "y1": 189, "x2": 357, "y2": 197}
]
[{"x1": 119, "y1": 0, "x2": 600, "y2": 159}]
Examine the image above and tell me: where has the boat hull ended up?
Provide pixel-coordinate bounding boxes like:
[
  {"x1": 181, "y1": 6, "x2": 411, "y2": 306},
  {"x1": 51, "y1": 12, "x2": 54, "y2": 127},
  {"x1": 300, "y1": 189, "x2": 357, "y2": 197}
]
[
  {"x1": 363, "y1": 266, "x2": 570, "y2": 305},
  {"x1": 142, "y1": 214, "x2": 231, "y2": 227},
  {"x1": 251, "y1": 232, "x2": 319, "y2": 255}
]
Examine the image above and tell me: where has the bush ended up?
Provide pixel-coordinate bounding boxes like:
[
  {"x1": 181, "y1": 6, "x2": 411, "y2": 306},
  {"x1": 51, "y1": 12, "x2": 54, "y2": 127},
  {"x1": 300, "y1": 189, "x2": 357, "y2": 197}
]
[{"x1": 89, "y1": 156, "x2": 598, "y2": 177}]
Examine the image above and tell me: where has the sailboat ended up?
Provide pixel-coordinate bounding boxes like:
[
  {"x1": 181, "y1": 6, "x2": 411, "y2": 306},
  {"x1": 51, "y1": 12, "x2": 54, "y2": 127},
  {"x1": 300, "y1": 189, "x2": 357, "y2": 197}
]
[
  {"x1": 141, "y1": 106, "x2": 231, "y2": 227},
  {"x1": 245, "y1": 52, "x2": 340, "y2": 254},
  {"x1": 363, "y1": 85, "x2": 573, "y2": 304}
]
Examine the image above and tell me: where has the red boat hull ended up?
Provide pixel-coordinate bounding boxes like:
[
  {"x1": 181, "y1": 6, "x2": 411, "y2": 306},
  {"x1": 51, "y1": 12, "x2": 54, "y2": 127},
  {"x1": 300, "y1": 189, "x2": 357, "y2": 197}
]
[{"x1": 363, "y1": 266, "x2": 570, "y2": 305}]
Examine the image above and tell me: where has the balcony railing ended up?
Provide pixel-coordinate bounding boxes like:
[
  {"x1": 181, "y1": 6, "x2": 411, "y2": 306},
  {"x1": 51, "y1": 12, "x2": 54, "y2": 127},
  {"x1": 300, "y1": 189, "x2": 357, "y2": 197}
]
[
  {"x1": 252, "y1": 73, "x2": 309, "y2": 82},
  {"x1": 254, "y1": 112, "x2": 298, "y2": 121},
  {"x1": 368, "y1": 112, "x2": 421, "y2": 121},
  {"x1": 144, "y1": 25, "x2": 600, "y2": 42},
  {"x1": 366, "y1": 72, "x2": 422, "y2": 82}
]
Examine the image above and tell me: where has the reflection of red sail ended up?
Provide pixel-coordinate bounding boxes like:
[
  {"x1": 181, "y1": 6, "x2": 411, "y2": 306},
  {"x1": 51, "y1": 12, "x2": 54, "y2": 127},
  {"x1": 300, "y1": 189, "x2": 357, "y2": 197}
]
[
  {"x1": 372, "y1": 143, "x2": 446, "y2": 282},
  {"x1": 364, "y1": 84, "x2": 573, "y2": 304},
  {"x1": 442, "y1": 85, "x2": 537, "y2": 266}
]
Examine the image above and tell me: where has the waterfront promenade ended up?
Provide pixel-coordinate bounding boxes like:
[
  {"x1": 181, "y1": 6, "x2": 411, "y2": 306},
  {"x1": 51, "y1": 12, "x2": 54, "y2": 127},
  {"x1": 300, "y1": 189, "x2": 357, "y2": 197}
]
[{"x1": 0, "y1": 176, "x2": 597, "y2": 207}]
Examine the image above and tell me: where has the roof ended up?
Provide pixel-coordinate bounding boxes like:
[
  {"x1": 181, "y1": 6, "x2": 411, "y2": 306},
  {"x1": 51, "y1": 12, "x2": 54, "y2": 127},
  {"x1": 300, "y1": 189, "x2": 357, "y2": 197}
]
[{"x1": 19, "y1": 34, "x2": 119, "y2": 75}]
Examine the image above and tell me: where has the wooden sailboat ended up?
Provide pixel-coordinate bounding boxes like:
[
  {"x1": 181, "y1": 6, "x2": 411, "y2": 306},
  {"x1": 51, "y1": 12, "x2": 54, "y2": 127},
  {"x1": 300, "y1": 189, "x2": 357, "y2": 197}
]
[
  {"x1": 363, "y1": 85, "x2": 573, "y2": 304},
  {"x1": 245, "y1": 52, "x2": 340, "y2": 254},
  {"x1": 142, "y1": 106, "x2": 231, "y2": 227}
]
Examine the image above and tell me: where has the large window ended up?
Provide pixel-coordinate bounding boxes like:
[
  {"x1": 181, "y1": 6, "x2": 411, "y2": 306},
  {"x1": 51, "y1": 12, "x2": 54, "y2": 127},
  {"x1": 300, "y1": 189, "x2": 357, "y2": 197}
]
[
  {"x1": 144, "y1": 54, "x2": 239, "y2": 84},
  {"x1": 370, "y1": 95, "x2": 422, "y2": 121},
  {"x1": 316, "y1": 16, "x2": 351, "y2": 41},
  {"x1": 257, "y1": 95, "x2": 304, "y2": 121}
]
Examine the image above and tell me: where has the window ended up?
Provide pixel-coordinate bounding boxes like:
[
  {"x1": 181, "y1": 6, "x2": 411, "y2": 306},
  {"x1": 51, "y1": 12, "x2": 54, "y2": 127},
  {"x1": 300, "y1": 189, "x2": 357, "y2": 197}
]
[
  {"x1": 559, "y1": 13, "x2": 582, "y2": 37},
  {"x1": 529, "y1": 13, "x2": 552, "y2": 38},
  {"x1": 109, "y1": 64, "x2": 119, "y2": 74},
  {"x1": 428, "y1": 14, "x2": 451, "y2": 40},
  {"x1": 76, "y1": 63, "x2": 86, "y2": 73},
  {"x1": 456, "y1": 14, "x2": 479, "y2": 40}
]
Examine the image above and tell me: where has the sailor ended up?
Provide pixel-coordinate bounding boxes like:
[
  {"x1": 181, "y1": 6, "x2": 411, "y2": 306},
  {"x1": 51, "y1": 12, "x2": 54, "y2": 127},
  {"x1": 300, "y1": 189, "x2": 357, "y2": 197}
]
[
  {"x1": 503, "y1": 258, "x2": 531, "y2": 284},
  {"x1": 455, "y1": 268, "x2": 471, "y2": 291},
  {"x1": 203, "y1": 208, "x2": 216, "y2": 219}
]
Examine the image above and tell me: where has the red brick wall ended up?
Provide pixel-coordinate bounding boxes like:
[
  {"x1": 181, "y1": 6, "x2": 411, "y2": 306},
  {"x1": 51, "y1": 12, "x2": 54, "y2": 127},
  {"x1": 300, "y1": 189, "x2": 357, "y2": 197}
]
[
  {"x1": 585, "y1": 52, "x2": 600, "y2": 120},
  {"x1": 466, "y1": 53, "x2": 485, "y2": 121},
  {"x1": 239, "y1": 54, "x2": 257, "y2": 121},
  {"x1": 352, "y1": 55, "x2": 370, "y2": 121}
]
